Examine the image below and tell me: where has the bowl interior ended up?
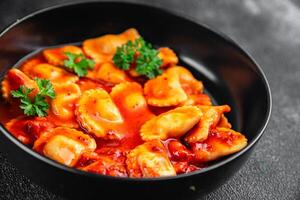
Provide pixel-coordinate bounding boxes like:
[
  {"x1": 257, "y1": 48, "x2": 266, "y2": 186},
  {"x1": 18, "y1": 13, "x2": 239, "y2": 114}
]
[{"x1": 0, "y1": 2, "x2": 271, "y2": 170}]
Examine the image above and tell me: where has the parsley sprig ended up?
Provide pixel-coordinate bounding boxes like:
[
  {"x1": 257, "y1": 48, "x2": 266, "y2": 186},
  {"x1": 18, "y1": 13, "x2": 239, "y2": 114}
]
[
  {"x1": 113, "y1": 40, "x2": 136, "y2": 70},
  {"x1": 64, "y1": 52, "x2": 95, "y2": 77},
  {"x1": 35, "y1": 78, "x2": 56, "y2": 98},
  {"x1": 113, "y1": 37, "x2": 163, "y2": 79},
  {"x1": 11, "y1": 78, "x2": 56, "y2": 117}
]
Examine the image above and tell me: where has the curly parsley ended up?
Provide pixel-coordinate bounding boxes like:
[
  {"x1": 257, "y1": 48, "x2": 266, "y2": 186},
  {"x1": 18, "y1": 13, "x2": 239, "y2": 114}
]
[
  {"x1": 64, "y1": 52, "x2": 95, "y2": 77},
  {"x1": 11, "y1": 78, "x2": 56, "y2": 117},
  {"x1": 113, "y1": 37, "x2": 162, "y2": 79}
]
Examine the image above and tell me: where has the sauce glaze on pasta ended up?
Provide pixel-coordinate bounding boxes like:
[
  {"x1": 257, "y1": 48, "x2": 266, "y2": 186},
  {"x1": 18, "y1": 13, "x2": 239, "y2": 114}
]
[{"x1": 0, "y1": 28, "x2": 247, "y2": 178}]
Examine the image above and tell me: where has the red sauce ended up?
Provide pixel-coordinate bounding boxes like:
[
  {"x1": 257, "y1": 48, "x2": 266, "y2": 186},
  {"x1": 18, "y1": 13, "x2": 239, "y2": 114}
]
[{"x1": 0, "y1": 31, "x2": 247, "y2": 178}]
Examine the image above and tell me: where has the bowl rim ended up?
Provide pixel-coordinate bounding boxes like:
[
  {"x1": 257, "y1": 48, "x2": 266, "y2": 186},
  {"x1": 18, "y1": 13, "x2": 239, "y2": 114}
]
[{"x1": 0, "y1": 1, "x2": 272, "y2": 182}]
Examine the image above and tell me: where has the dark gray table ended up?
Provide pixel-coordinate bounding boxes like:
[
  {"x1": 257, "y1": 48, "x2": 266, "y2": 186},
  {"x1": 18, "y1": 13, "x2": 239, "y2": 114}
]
[{"x1": 0, "y1": 0, "x2": 299, "y2": 199}]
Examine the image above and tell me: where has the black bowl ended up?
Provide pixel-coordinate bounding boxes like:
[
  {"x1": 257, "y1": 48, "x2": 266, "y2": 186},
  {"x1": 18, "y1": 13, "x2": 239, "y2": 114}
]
[{"x1": 0, "y1": 2, "x2": 272, "y2": 199}]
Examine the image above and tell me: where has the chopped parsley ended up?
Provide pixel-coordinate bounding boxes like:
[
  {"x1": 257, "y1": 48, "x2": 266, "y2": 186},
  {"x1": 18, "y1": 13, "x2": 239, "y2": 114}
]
[
  {"x1": 113, "y1": 37, "x2": 162, "y2": 79},
  {"x1": 11, "y1": 78, "x2": 56, "y2": 117},
  {"x1": 64, "y1": 52, "x2": 95, "y2": 77}
]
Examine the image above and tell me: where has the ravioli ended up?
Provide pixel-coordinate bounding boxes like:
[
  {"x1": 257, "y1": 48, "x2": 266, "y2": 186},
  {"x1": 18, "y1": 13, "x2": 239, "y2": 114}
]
[
  {"x1": 166, "y1": 66, "x2": 203, "y2": 95},
  {"x1": 167, "y1": 139, "x2": 194, "y2": 162},
  {"x1": 83, "y1": 28, "x2": 140, "y2": 64},
  {"x1": 144, "y1": 72, "x2": 187, "y2": 107},
  {"x1": 48, "y1": 83, "x2": 81, "y2": 127},
  {"x1": 126, "y1": 140, "x2": 176, "y2": 178},
  {"x1": 158, "y1": 47, "x2": 179, "y2": 68},
  {"x1": 22, "y1": 63, "x2": 78, "y2": 84},
  {"x1": 33, "y1": 127, "x2": 96, "y2": 167},
  {"x1": 217, "y1": 115, "x2": 232, "y2": 129},
  {"x1": 191, "y1": 127, "x2": 247, "y2": 162},
  {"x1": 1, "y1": 69, "x2": 38, "y2": 99},
  {"x1": 76, "y1": 89, "x2": 124, "y2": 139},
  {"x1": 144, "y1": 66, "x2": 204, "y2": 107},
  {"x1": 179, "y1": 94, "x2": 212, "y2": 106},
  {"x1": 0, "y1": 28, "x2": 248, "y2": 178},
  {"x1": 87, "y1": 62, "x2": 130, "y2": 84},
  {"x1": 140, "y1": 106, "x2": 202, "y2": 141},
  {"x1": 21, "y1": 57, "x2": 45, "y2": 74},
  {"x1": 43, "y1": 45, "x2": 83, "y2": 66},
  {"x1": 185, "y1": 105, "x2": 231, "y2": 143},
  {"x1": 111, "y1": 82, "x2": 154, "y2": 121}
]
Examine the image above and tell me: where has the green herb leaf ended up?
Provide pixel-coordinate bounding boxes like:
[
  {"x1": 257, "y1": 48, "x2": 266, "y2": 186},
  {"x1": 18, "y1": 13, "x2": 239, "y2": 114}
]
[
  {"x1": 113, "y1": 40, "x2": 135, "y2": 70},
  {"x1": 11, "y1": 86, "x2": 33, "y2": 99},
  {"x1": 64, "y1": 52, "x2": 95, "y2": 77},
  {"x1": 32, "y1": 94, "x2": 49, "y2": 117},
  {"x1": 113, "y1": 37, "x2": 163, "y2": 79},
  {"x1": 35, "y1": 78, "x2": 56, "y2": 99},
  {"x1": 135, "y1": 44, "x2": 163, "y2": 79},
  {"x1": 11, "y1": 79, "x2": 56, "y2": 117}
]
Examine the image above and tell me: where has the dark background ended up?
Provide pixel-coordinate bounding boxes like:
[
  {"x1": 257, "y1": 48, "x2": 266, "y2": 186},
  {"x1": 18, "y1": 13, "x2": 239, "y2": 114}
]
[{"x1": 0, "y1": 0, "x2": 299, "y2": 199}]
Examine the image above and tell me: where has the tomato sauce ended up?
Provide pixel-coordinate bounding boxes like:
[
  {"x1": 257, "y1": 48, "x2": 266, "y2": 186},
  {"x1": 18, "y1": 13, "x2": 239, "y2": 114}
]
[{"x1": 0, "y1": 28, "x2": 248, "y2": 178}]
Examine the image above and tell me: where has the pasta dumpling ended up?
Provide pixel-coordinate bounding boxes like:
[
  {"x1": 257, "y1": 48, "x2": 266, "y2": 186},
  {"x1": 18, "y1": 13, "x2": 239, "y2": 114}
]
[
  {"x1": 33, "y1": 127, "x2": 96, "y2": 167},
  {"x1": 22, "y1": 63, "x2": 78, "y2": 84},
  {"x1": 166, "y1": 66, "x2": 203, "y2": 95},
  {"x1": 1, "y1": 69, "x2": 38, "y2": 99},
  {"x1": 21, "y1": 57, "x2": 44, "y2": 73},
  {"x1": 87, "y1": 62, "x2": 130, "y2": 84},
  {"x1": 191, "y1": 127, "x2": 247, "y2": 162},
  {"x1": 43, "y1": 45, "x2": 83, "y2": 66},
  {"x1": 126, "y1": 140, "x2": 176, "y2": 177},
  {"x1": 0, "y1": 28, "x2": 248, "y2": 178},
  {"x1": 111, "y1": 82, "x2": 154, "y2": 122},
  {"x1": 83, "y1": 28, "x2": 140, "y2": 63},
  {"x1": 144, "y1": 66, "x2": 203, "y2": 107},
  {"x1": 179, "y1": 93, "x2": 212, "y2": 106},
  {"x1": 158, "y1": 47, "x2": 179, "y2": 68},
  {"x1": 110, "y1": 82, "x2": 155, "y2": 147},
  {"x1": 76, "y1": 89, "x2": 124, "y2": 139},
  {"x1": 185, "y1": 105, "x2": 231, "y2": 143},
  {"x1": 217, "y1": 115, "x2": 232, "y2": 129},
  {"x1": 144, "y1": 72, "x2": 187, "y2": 107},
  {"x1": 48, "y1": 83, "x2": 81, "y2": 127},
  {"x1": 167, "y1": 139, "x2": 195, "y2": 162},
  {"x1": 140, "y1": 106, "x2": 202, "y2": 141}
]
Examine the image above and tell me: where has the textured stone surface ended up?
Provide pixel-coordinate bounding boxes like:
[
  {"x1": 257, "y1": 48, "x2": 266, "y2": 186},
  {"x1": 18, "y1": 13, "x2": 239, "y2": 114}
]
[{"x1": 0, "y1": 0, "x2": 299, "y2": 199}]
